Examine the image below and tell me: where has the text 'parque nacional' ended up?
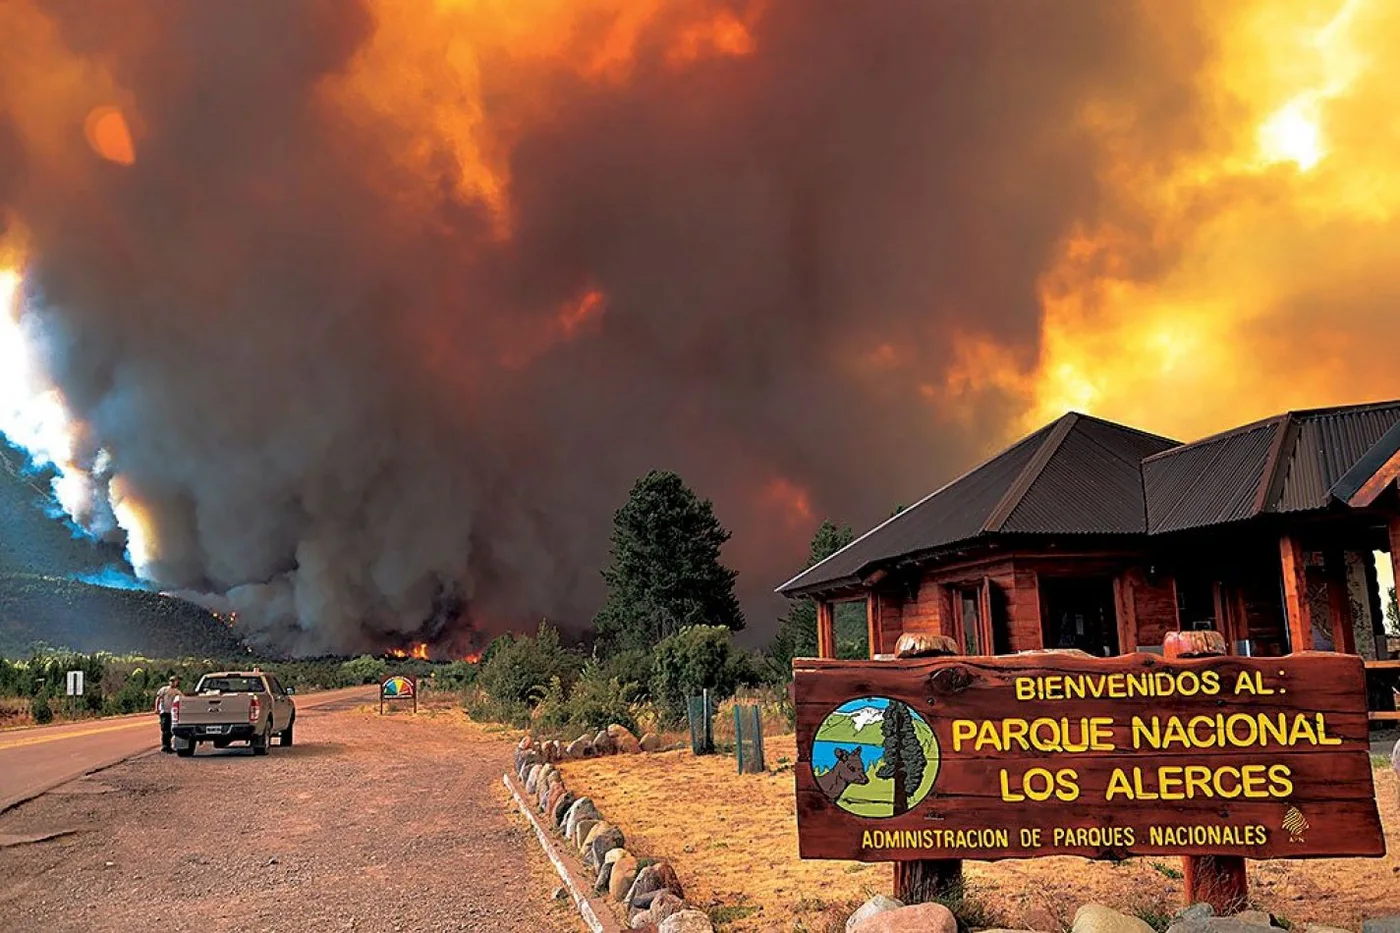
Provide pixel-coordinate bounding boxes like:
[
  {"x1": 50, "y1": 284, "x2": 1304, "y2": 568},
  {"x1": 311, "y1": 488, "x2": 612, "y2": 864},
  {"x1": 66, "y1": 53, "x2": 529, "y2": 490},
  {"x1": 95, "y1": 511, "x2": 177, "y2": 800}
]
[{"x1": 792, "y1": 652, "x2": 1384, "y2": 863}]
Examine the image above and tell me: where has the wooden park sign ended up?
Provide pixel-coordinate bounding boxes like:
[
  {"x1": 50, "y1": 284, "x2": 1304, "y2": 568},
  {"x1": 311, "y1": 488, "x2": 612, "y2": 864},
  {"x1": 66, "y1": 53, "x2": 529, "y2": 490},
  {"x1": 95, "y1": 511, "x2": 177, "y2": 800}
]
[{"x1": 793, "y1": 651, "x2": 1384, "y2": 864}]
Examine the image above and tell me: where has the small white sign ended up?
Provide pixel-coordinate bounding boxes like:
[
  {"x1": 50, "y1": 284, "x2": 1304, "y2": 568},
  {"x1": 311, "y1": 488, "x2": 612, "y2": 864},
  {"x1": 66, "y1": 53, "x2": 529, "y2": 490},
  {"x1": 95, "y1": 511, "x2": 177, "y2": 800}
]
[{"x1": 65, "y1": 670, "x2": 84, "y2": 696}]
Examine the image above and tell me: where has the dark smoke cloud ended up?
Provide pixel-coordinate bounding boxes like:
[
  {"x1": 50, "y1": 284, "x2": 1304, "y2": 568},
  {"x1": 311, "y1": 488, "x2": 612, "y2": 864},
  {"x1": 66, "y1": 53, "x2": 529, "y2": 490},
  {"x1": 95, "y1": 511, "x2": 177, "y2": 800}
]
[{"x1": 0, "y1": 0, "x2": 1211, "y2": 654}]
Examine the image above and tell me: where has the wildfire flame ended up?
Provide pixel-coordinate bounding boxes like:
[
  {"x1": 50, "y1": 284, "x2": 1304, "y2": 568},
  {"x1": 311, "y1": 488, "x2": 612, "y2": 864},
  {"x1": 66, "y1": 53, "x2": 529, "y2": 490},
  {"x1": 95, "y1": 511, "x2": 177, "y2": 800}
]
[{"x1": 389, "y1": 643, "x2": 431, "y2": 660}]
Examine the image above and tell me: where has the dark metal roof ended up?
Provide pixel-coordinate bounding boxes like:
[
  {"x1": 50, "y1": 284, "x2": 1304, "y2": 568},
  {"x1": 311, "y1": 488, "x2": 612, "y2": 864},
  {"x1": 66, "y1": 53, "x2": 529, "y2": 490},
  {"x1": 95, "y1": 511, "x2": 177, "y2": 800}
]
[
  {"x1": 1143, "y1": 421, "x2": 1276, "y2": 534},
  {"x1": 1277, "y1": 403, "x2": 1400, "y2": 511},
  {"x1": 777, "y1": 399, "x2": 1400, "y2": 598},
  {"x1": 1142, "y1": 400, "x2": 1400, "y2": 532},
  {"x1": 1002, "y1": 416, "x2": 1179, "y2": 534},
  {"x1": 1330, "y1": 416, "x2": 1400, "y2": 504},
  {"x1": 776, "y1": 414, "x2": 1177, "y2": 595}
]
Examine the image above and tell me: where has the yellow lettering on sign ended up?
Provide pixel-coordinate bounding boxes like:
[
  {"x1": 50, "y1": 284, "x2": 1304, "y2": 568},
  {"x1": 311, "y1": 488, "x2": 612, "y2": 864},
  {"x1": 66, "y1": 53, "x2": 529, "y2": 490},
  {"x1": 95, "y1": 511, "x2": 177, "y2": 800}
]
[{"x1": 952, "y1": 720, "x2": 978, "y2": 751}]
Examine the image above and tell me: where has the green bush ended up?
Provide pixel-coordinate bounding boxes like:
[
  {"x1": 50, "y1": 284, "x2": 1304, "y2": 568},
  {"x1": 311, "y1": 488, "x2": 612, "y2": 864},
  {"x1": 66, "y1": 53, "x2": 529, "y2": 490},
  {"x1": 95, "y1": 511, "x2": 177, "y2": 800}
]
[
  {"x1": 431, "y1": 659, "x2": 478, "y2": 691},
  {"x1": 533, "y1": 660, "x2": 642, "y2": 737},
  {"x1": 30, "y1": 693, "x2": 53, "y2": 724},
  {"x1": 478, "y1": 622, "x2": 582, "y2": 709},
  {"x1": 339, "y1": 655, "x2": 388, "y2": 685},
  {"x1": 566, "y1": 661, "x2": 640, "y2": 735},
  {"x1": 596, "y1": 648, "x2": 654, "y2": 700},
  {"x1": 650, "y1": 624, "x2": 739, "y2": 724}
]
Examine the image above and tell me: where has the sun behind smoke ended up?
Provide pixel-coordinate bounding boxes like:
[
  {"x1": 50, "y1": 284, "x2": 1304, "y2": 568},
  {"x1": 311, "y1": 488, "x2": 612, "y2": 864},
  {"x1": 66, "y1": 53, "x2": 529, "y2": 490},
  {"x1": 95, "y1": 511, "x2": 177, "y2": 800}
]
[{"x1": 83, "y1": 106, "x2": 136, "y2": 165}]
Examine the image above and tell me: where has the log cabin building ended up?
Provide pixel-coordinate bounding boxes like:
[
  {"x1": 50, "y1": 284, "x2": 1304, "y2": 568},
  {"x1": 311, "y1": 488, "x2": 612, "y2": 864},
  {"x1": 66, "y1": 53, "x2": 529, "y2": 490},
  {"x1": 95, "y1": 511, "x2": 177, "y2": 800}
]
[{"x1": 777, "y1": 401, "x2": 1400, "y2": 697}]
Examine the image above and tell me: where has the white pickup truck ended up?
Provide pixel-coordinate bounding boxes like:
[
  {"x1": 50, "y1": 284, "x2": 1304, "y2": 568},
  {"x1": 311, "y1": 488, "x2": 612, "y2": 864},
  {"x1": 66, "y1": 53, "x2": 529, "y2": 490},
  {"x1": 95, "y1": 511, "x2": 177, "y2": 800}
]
[{"x1": 170, "y1": 671, "x2": 297, "y2": 757}]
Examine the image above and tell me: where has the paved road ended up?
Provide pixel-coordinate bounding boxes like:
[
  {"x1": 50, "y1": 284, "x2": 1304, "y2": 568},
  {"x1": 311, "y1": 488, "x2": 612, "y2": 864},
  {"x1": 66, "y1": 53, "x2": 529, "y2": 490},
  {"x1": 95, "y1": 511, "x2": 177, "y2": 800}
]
[{"x1": 0, "y1": 685, "x2": 376, "y2": 813}]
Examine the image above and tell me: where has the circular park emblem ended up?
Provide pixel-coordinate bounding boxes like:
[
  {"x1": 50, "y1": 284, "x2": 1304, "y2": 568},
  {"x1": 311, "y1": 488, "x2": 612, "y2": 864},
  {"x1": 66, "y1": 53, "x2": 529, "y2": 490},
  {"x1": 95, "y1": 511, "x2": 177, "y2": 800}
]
[{"x1": 813, "y1": 697, "x2": 940, "y2": 818}]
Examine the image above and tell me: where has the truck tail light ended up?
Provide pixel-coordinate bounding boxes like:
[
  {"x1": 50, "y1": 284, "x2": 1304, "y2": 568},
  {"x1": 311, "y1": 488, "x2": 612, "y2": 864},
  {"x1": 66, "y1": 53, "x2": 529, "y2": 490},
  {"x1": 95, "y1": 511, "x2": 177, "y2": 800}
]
[
  {"x1": 249, "y1": 695, "x2": 261, "y2": 723},
  {"x1": 171, "y1": 696, "x2": 180, "y2": 725}
]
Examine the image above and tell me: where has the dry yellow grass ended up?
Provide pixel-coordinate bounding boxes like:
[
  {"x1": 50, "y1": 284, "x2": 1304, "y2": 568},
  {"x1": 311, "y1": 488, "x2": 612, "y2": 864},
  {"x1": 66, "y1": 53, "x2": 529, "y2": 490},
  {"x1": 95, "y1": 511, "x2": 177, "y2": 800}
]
[{"x1": 559, "y1": 734, "x2": 1400, "y2": 932}]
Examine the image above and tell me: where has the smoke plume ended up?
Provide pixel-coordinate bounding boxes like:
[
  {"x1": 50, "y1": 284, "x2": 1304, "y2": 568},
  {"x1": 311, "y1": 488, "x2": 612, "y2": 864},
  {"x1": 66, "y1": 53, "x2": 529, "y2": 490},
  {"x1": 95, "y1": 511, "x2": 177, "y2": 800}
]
[{"x1": 2, "y1": 1, "x2": 1396, "y2": 654}]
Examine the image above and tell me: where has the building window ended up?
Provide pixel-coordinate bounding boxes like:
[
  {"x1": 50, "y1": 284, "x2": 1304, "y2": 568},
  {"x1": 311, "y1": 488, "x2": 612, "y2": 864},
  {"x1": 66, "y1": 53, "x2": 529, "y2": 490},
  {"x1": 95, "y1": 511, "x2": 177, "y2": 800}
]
[
  {"x1": 1040, "y1": 576, "x2": 1120, "y2": 657},
  {"x1": 959, "y1": 588, "x2": 982, "y2": 655},
  {"x1": 1176, "y1": 578, "x2": 1217, "y2": 632}
]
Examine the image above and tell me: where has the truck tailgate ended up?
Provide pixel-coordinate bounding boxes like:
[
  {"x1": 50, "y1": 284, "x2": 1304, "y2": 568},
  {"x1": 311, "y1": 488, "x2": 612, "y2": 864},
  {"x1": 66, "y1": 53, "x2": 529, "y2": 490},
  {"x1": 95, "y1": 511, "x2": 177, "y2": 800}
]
[{"x1": 177, "y1": 695, "x2": 252, "y2": 725}]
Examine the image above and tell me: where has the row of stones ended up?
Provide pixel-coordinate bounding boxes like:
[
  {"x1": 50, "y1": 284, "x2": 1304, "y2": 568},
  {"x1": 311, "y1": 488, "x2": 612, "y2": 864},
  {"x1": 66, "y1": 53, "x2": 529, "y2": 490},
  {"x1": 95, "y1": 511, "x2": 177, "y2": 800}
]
[
  {"x1": 528, "y1": 723, "x2": 664, "y2": 764},
  {"x1": 515, "y1": 731, "x2": 712, "y2": 933},
  {"x1": 844, "y1": 896, "x2": 1400, "y2": 933}
]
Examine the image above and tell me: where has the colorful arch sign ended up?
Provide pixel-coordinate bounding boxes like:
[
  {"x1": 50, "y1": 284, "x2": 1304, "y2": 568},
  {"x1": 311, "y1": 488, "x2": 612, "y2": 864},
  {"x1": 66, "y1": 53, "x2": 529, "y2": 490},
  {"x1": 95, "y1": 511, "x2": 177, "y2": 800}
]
[{"x1": 379, "y1": 674, "x2": 418, "y2": 714}]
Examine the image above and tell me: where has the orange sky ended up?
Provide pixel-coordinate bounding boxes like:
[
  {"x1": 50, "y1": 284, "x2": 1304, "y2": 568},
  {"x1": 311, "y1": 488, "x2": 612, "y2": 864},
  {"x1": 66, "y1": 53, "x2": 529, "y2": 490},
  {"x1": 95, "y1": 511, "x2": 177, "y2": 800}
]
[{"x1": 2, "y1": 0, "x2": 1399, "y2": 646}]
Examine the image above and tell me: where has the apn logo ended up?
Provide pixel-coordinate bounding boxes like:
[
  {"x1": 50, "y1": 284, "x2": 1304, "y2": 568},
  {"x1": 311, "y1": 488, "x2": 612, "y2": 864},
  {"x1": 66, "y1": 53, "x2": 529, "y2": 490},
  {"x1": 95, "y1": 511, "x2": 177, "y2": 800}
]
[{"x1": 1281, "y1": 805, "x2": 1309, "y2": 843}]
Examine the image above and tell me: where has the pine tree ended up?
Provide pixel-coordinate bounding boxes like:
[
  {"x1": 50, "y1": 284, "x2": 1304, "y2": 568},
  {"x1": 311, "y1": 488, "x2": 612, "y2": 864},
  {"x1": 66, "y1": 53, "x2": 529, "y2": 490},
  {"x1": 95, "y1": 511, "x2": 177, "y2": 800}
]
[
  {"x1": 878, "y1": 700, "x2": 926, "y2": 816},
  {"x1": 770, "y1": 520, "x2": 855, "y2": 672},
  {"x1": 593, "y1": 470, "x2": 744, "y2": 655}
]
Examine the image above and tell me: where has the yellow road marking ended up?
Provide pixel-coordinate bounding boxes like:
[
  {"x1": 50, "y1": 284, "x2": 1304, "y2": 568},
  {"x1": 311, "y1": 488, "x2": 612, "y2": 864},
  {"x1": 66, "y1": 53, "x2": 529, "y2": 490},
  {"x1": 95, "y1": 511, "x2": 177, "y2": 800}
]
[{"x1": 0, "y1": 718, "x2": 151, "y2": 751}]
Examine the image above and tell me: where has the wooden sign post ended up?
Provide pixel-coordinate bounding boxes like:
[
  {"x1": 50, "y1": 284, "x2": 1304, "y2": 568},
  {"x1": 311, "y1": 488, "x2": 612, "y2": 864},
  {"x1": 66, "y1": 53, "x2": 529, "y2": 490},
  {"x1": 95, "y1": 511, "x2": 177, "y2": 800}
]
[
  {"x1": 379, "y1": 674, "x2": 418, "y2": 715},
  {"x1": 1163, "y1": 631, "x2": 1248, "y2": 912},
  {"x1": 793, "y1": 649, "x2": 1385, "y2": 910}
]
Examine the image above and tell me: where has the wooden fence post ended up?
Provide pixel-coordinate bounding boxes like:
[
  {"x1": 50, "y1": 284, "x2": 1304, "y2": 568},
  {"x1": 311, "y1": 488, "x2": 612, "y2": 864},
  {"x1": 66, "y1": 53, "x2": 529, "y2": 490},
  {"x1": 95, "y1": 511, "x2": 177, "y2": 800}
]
[
  {"x1": 1162, "y1": 630, "x2": 1249, "y2": 914},
  {"x1": 890, "y1": 631, "x2": 964, "y2": 904}
]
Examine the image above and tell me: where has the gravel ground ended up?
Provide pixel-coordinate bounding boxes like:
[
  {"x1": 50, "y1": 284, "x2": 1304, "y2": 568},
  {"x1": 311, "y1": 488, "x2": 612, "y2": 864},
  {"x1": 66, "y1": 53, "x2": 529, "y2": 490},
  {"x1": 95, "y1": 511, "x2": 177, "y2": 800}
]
[{"x1": 0, "y1": 703, "x2": 580, "y2": 933}]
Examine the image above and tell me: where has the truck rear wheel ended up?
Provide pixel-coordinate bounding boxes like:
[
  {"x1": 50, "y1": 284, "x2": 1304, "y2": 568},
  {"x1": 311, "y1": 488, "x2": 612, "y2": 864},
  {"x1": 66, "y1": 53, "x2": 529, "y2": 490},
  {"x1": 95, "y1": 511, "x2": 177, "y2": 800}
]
[
  {"x1": 176, "y1": 740, "x2": 195, "y2": 758},
  {"x1": 280, "y1": 718, "x2": 294, "y2": 747},
  {"x1": 251, "y1": 721, "x2": 271, "y2": 756}
]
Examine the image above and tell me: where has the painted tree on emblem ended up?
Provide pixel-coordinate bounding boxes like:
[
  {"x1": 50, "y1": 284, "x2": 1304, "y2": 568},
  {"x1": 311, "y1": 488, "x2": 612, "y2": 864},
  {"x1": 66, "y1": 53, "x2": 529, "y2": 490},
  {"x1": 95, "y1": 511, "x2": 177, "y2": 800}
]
[{"x1": 878, "y1": 700, "x2": 926, "y2": 815}]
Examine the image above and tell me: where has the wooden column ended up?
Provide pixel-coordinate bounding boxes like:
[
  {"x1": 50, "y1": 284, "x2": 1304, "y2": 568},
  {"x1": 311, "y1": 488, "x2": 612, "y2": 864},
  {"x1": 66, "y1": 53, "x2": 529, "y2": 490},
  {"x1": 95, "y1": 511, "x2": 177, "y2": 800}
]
[
  {"x1": 1113, "y1": 572, "x2": 1137, "y2": 654},
  {"x1": 1323, "y1": 549, "x2": 1356, "y2": 654},
  {"x1": 1279, "y1": 535, "x2": 1312, "y2": 653},
  {"x1": 816, "y1": 600, "x2": 836, "y2": 659},
  {"x1": 1163, "y1": 630, "x2": 1249, "y2": 913},
  {"x1": 866, "y1": 592, "x2": 880, "y2": 660},
  {"x1": 890, "y1": 634, "x2": 962, "y2": 904}
]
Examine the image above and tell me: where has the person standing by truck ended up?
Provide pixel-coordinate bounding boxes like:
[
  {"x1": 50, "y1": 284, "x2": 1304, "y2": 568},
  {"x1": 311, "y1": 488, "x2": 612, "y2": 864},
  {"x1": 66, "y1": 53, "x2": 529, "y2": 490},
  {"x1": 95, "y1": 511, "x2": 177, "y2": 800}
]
[{"x1": 154, "y1": 677, "x2": 183, "y2": 753}]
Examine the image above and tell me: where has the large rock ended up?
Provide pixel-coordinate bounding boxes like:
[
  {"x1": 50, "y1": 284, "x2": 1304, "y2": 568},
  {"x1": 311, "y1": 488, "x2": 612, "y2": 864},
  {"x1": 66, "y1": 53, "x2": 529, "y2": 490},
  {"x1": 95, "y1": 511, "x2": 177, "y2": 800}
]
[
  {"x1": 1174, "y1": 906, "x2": 1215, "y2": 925},
  {"x1": 609, "y1": 853, "x2": 640, "y2": 901},
  {"x1": 525, "y1": 764, "x2": 544, "y2": 794},
  {"x1": 538, "y1": 773, "x2": 562, "y2": 810},
  {"x1": 1234, "y1": 912, "x2": 1280, "y2": 929},
  {"x1": 565, "y1": 738, "x2": 593, "y2": 759},
  {"x1": 659, "y1": 910, "x2": 716, "y2": 932},
  {"x1": 633, "y1": 890, "x2": 687, "y2": 928},
  {"x1": 585, "y1": 826, "x2": 625, "y2": 869},
  {"x1": 572, "y1": 819, "x2": 599, "y2": 849},
  {"x1": 851, "y1": 902, "x2": 956, "y2": 933},
  {"x1": 847, "y1": 895, "x2": 904, "y2": 932},
  {"x1": 893, "y1": 631, "x2": 958, "y2": 658},
  {"x1": 625, "y1": 862, "x2": 684, "y2": 910},
  {"x1": 1075, "y1": 904, "x2": 1156, "y2": 933},
  {"x1": 564, "y1": 798, "x2": 600, "y2": 839},
  {"x1": 595, "y1": 859, "x2": 616, "y2": 895},
  {"x1": 639, "y1": 733, "x2": 663, "y2": 753},
  {"x1": 545, "y1": 783, "x2": 568, "y2": 819},
  {"x1": 551, "y1": 791, "x2": 576, "y2": 828},
  {"x1": 1305, "y1": 926, "x2": 1355, "y2": 933},
  {"x1": 596, "y1": 846, "x2": 630, "y2": 894},
  {"x1": 1363, "y1": 920, "x2": 1400, "y2": 933},
  {"x1": 609, "y1": 724, "x2": 643, "y2": 754},
  {"x1": 1168, "y1": 908, "x2": 1292, "y2": 933},
  {"x1": 593, "y1": 730, "x2": 616, "y2": 755}
]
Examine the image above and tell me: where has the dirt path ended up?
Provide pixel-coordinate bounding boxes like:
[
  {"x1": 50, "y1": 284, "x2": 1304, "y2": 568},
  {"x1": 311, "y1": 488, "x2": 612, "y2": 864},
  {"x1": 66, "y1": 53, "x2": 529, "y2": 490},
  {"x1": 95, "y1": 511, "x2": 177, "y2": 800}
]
[{"x1": 0, "y1": 702, "x2": 579, "y2": 933}]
